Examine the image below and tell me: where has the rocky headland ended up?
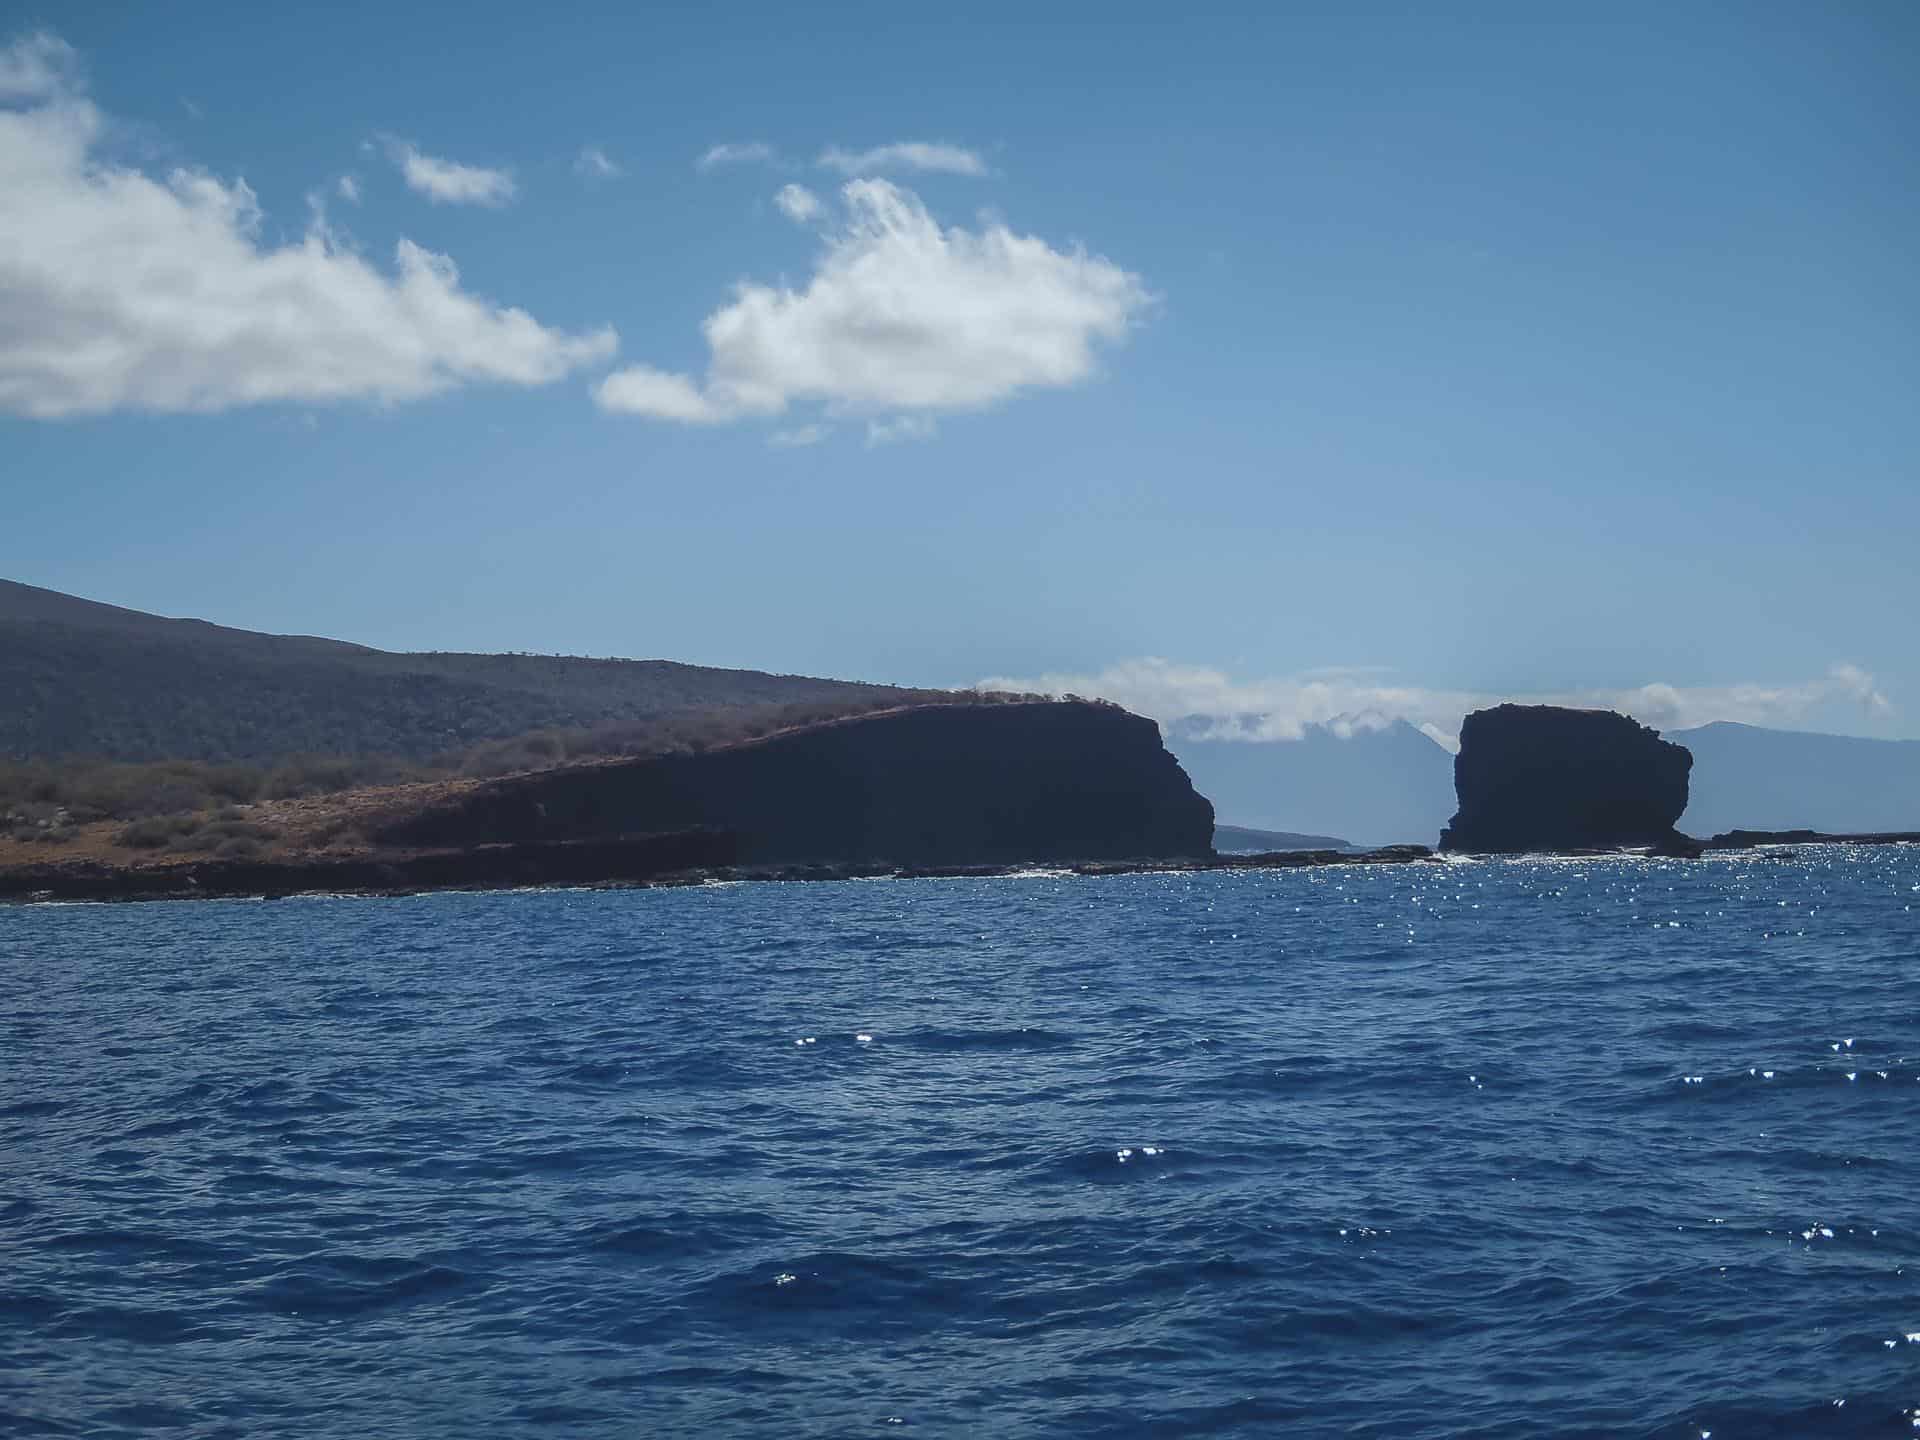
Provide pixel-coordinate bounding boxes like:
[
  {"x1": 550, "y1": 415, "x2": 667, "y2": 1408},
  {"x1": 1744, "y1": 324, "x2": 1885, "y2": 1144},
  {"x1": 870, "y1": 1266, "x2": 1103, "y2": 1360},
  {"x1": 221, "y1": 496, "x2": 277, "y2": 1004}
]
[
  {"x1": 378, "y1": 700, "x2": 1215, "y2": 866},
  {"x1": 2, "y1": 701, "x2": 1232, "y2": 902},
  {"x1": 1440, "y1": 704, "x2": 1695, "y2": 854}
]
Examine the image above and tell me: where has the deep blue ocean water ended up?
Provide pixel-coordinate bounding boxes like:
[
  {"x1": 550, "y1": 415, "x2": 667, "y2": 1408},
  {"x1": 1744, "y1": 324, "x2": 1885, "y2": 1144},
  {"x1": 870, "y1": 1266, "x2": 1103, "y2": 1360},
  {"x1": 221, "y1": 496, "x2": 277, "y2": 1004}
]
[{"x1": 3, "y1": 847, "x2": 1918, "y2": 1438}]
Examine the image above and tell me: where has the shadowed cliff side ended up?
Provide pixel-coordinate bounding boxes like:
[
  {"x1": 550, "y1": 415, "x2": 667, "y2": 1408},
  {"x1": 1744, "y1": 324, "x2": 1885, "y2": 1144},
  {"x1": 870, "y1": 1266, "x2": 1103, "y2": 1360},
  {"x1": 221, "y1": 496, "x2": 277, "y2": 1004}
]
[
  {"x1": 1440, "y1": 705, "x2": 1693, "y2": 854},
  {"x1": 377, "y1": 701, "x2": 1215, "y2": 865}
]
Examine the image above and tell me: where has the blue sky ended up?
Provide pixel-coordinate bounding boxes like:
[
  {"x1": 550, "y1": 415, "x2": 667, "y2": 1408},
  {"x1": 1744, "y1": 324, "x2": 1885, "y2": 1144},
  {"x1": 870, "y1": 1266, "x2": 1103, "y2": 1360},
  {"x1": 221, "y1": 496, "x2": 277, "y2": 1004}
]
[{"x1": 2, "y1": 2, "x2": 1914, "y2": 741}]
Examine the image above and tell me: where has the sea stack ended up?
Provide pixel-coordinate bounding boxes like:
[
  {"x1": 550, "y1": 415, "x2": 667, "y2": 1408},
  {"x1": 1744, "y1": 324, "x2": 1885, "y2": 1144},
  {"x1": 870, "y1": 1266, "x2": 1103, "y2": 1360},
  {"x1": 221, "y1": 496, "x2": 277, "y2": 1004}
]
[{"x1": 1439, "y1": 705, "x2": 1695, "y2": 854}]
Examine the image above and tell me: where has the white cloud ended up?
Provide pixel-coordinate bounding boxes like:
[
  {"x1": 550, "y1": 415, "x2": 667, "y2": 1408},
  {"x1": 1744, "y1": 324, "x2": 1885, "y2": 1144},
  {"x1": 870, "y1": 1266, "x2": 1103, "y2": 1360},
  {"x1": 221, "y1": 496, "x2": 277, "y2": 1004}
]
[
  {"x1": 336, "y1": 173, "x2": 361, "y2": 203},
  {"x1": 0, "y1": 30, "x2": 73, "y2": 101},
  {"x1": 385, "y1": 138, "x2": 516, "y2": 206},
  {"x1": 976, "y1": 658, "x2": 1898, "y2": 751},
  {"x1": 0, "y1": 36, "x2": 615, "y2": 418},
  {"x1": 574, "y1": 145, "x2": 621, "y2": 181},
  {"x1": 594, "y1": 178, "x2": 1148, "y2": 429},
  {"x1": 697, "y1": 140, "x2": 774, "y2": 171},
  {"x1": 593, "y1": 366, "x2": 723, "y2": 423},
  {"x1": 865, "y1": 414, "x2": 935, "y2": 447},
  {"x1": 773, "y1": 182, "x2": 821, "y2": 223},
  {"x1": 768, "y1": 422, "x2": 831, "y2": 448},
  {"x1": 818, "y1": 141, "x2": 987, "y2": 177}
]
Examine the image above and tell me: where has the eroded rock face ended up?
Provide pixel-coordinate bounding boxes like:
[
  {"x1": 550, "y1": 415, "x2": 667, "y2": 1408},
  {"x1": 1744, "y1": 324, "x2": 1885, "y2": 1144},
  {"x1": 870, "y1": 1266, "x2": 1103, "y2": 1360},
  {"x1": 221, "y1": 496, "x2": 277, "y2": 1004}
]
[
  {"x1": 1439, "y1": 705, "x2": 1693, "y2": 853},
  {"x1": 380, "y1": 701, "x2": 1216, "y2": 864}
]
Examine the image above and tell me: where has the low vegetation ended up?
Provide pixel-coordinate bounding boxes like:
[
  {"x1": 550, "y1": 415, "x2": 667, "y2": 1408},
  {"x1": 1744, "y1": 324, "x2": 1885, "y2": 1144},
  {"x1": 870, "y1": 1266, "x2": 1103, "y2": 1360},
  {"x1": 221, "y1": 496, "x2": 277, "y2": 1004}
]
[
  {"x1": 0, "y1": 609, "x2": 945, "y2": 764},
  {"x1": 1, "y1": 690, "x2": 1046, "y2": 851}
]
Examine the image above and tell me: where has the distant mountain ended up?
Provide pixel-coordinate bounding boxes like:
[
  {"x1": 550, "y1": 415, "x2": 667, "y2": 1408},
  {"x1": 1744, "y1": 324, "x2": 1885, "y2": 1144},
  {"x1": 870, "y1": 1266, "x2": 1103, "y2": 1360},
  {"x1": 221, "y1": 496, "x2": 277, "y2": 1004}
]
[
  {"x1": 0, "y1": 579, "x2": 920, "y2": 763},
  {"x1": 1167, "y1": 717, "x2": 1455, "y2": 846},
  {"x1": 1672, "y1": 721, "x2": 1920, "y2": 836},
  {"x1": 1214, "y1": 824, "x2": 1353, "y2": 853}
]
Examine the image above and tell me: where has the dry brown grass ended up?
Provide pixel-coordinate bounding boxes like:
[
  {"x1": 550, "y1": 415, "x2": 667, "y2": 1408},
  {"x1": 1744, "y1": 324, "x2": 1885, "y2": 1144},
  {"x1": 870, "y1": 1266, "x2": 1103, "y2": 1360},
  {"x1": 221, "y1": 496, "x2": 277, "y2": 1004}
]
[{"x1": 0, "y1": 774, "x2": 494, "y2": 870}]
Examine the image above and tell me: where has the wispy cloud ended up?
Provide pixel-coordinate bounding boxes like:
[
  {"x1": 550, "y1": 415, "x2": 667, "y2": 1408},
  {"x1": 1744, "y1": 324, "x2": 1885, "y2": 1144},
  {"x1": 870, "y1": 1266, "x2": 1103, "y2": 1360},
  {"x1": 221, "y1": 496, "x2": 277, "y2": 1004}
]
[
  {"x1": 574, "y1": 145, "x2": 622, "y2": 181},
  {"x1": 768, "y1": 422, "x2": 831, "y2": 448},
  {"x1": 975, "y1": 658, "x2": 1896, "y2": 751},
  {"x1": 865, "y1": 415, "x2": 936, "y2": 447},
  {"x1": 384, "y1": 137, "x2": 516, "y2": 206},
  {"x1": 336, "y1": 173, "x2": 361, "y2": 204},
  {"x1": 696, "y1": 140, "x2": 774, "y2": 171},
  {"x1": 773, "y1": 182, "x2": 821, "y2": 223},
  {"x1": 594, "y1": 179, "x2": 1148, "y2": 430},
  {"x1": 0, "y1": 33, "x2": 614, "y2": 418},
  {"x1": 817, "y1": 141, "x2": 987, "y2": 177},
  {"x1": 0, "y1": 29, "x2": 73, "y2": 101}
]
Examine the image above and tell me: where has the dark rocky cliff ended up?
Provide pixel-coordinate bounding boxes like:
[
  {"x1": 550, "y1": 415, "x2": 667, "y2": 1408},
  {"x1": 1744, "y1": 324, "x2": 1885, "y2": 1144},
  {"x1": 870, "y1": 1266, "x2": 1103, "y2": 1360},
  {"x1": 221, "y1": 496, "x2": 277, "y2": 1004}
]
[
  {"x1": 1439, "y1": 705, "x2": 1693, "y2": 853},
  {"x1": 378, "y1": 701, "x2": 1215, "y2": 864}
]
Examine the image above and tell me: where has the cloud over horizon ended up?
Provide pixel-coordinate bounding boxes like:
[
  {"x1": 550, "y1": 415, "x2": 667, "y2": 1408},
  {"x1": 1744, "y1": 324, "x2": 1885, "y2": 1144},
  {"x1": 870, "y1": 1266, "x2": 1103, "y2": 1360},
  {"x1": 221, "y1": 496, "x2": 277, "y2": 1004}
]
[
  {"x1": 0, "y1": 33, "x2": 614, "y2": 418},
  {"x1": 384, "y1": 138, "x2": 516, "y2": 206},
  {"x1": 976, "y1": 658, "x2": 1896, "y2": 751},
  {"x1": 593, "y1": 178, "x2": 1149, "y2": 432}
]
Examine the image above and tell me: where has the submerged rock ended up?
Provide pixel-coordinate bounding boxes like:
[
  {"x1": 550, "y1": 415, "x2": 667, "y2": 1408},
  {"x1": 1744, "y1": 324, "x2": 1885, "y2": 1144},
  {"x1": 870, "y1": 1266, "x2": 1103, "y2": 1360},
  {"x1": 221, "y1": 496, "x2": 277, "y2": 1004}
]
[{"x1": 1440, "y1": 705, "x2": 1694, "y2": 854}]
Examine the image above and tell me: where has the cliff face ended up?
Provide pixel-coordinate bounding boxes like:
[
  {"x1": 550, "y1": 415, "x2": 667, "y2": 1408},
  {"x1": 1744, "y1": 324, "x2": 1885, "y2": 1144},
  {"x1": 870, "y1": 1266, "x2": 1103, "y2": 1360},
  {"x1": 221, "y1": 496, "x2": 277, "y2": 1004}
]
[
  {"x1": 1439, "y1": 705, "x2": 1693, "y2": 853},
  {"x1": 379, "y1": 701, "x2": 1215, "y2": 864}
]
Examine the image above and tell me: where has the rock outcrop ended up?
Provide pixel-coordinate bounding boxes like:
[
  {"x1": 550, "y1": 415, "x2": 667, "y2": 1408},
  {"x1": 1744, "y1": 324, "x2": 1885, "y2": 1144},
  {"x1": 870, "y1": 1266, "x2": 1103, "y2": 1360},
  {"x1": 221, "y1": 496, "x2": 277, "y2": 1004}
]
[
  {"x1": 1439, "y1": 705, "x2": 1693, "y2": 854},
  {"x1": 378, "y1": 701, "x2": 1216, "y2": 865}
]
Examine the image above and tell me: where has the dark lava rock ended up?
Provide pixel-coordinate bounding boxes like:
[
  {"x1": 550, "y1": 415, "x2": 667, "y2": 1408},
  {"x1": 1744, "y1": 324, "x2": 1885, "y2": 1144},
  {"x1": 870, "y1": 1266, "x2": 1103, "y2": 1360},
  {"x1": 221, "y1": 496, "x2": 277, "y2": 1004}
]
[
  {"x1": 1439, "y1": 705, "x2": 1693, "y2": 854},
  {"x1": 379, "y1": 701, "x2": 1216, "y2": 866},
  {"x1": 0, "y1": 830, "x2": 740, "y2": 904},
  {"x1": 1703, "y1": 828, "x2": 1920, "y2": 850}
]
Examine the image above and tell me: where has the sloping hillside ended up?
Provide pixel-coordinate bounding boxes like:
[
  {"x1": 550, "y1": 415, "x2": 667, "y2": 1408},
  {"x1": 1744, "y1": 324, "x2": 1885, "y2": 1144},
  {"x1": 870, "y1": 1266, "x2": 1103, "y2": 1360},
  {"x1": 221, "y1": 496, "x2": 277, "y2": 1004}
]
[
  {"x1": 0, "y1": 579, "x2": 922, "y2": 762},
  {"x1": 1674, "y1": 721, "x2": 1920, "y2": 835}
]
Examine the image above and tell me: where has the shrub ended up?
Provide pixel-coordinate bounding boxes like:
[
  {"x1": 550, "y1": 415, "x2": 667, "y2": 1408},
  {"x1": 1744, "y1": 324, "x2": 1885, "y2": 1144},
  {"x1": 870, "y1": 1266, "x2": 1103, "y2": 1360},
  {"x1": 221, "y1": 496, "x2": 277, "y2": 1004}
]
[
  {"x1": 6, "y1": 824, "x2": 73, "y2": 846},
  {"x1": 171, "y1": 819, "x2": 279, "y2": 853},
  {"x1": 117, "y1": 814, "x2": 197, "y2": 849},
  {"x1": 205, "y1": 764, "x2": 267, "y2": 803},
  {"x1": 213, "y1": 836, "x2": 266, "y2": 861}
]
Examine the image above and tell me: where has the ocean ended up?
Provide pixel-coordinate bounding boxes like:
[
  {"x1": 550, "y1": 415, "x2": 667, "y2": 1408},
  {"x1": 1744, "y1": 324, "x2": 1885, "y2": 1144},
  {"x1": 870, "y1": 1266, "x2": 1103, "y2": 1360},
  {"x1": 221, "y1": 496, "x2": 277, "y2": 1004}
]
[{"x1": 3, "y1": 847, "x2": 1917, "y2": 1437}]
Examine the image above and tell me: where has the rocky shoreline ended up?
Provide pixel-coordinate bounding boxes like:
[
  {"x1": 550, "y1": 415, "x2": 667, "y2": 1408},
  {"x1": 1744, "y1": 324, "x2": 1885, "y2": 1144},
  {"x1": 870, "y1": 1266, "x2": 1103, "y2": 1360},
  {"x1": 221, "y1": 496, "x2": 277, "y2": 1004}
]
[
  {"x1": 5, "y1": 830, "x2": 1916, "y2": 906},
  {"x1": 0, "y1": 839, "x2": 1436, "y2": 905},
  {"x1": 1700, "y1": 828, "x2": 1920, "y2": 850}
]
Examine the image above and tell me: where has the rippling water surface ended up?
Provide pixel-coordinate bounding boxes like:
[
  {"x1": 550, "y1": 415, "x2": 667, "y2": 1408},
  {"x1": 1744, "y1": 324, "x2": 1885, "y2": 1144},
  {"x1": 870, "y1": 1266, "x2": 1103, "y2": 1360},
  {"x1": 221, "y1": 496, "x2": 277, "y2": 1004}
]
[{"x1": 4, "y1": 847, "x2": 1919, "y2": 1437}]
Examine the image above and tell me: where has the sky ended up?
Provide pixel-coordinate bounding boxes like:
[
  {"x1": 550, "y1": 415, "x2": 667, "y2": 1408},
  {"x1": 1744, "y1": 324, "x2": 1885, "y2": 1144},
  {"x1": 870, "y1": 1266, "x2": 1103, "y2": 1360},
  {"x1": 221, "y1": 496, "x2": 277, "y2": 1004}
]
[{"x1": 2, "y1": 2, "x2": 1915, "y2": 743}]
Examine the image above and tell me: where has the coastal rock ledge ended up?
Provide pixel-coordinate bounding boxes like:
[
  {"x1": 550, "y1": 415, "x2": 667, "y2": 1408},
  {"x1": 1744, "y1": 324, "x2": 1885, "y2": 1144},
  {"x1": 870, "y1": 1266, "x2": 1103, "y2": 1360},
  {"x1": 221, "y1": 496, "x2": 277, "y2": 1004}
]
[{"x1": 1439, "y1": 704, "x2": 1694, "y2": 854}]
